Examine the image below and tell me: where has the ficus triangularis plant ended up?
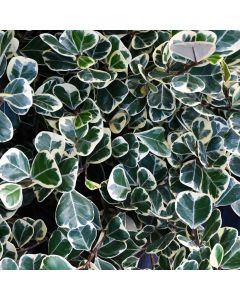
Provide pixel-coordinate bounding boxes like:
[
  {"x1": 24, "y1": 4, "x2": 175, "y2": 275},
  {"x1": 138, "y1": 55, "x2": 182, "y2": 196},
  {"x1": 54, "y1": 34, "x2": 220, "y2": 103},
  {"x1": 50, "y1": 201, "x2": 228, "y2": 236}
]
[{"x1": 0, "y1": 30, "x2": 240, "y2": 270}]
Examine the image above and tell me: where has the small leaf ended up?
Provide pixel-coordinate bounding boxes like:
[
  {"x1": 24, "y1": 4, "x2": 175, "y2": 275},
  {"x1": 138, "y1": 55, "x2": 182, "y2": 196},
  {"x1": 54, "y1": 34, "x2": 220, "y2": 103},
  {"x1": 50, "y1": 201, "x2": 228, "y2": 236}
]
[
  {"x1": 0, "y1": 257, "x2": 18, "y2": 270},
  {"x1": 78, "y1": 68, "x2": 111, "y2": 83},
  {"x1": 53, "y1": 83, "x2": 82, "y2": 110},
  {"x1": 48, "y1": 230, "x2": 72, "y2": 257},
  {"x1": 172, "y1": 74, "x2": 205, "y2": 93},
  {"x1": 77, "y1": 55, "x2": 95, "y2": 69},
  {"x1": 0, "y1": 183, "x2": 22, "y2": 210},
  {"x1": 41, "y1": 255, "x2": 75, "y2": 270},
  {"x1": 106, "y1": 215, "x2": 130, "y2": 241},
  {"x1": 0, "y1": 110, "x2": 13, "y2": 142},
  {"x1": 107, "y1": 164, "x2": 131, "y2": 201},
  {"x1": 210, "y1": 243, "x2": 224, "y2": 268},
  {"x1": 137, "y1": 167, "x2": 157, "y2": 191},
  {"x1": 56, "y1": 157, "x2": 78, "y2": 193},
  {"x1": 12, "y1": 219, "x2": 34, "y2": 248},
  {"x1": 33, "y1": 94, "x2": 62, "y2": 112}
]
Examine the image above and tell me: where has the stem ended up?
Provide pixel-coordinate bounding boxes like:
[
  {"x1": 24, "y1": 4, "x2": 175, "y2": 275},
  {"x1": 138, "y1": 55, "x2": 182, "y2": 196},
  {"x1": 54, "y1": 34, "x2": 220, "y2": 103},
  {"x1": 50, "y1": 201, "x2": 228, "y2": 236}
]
[
  {"x1": 0, "y1": 93, "x2": 11, "y2": 97},
  {"x1": 191, "y1": 229, "x2": 200, "y2": 247},
  {"x1": 18, "y1": 237, "x2": 48, "y2": 254}
]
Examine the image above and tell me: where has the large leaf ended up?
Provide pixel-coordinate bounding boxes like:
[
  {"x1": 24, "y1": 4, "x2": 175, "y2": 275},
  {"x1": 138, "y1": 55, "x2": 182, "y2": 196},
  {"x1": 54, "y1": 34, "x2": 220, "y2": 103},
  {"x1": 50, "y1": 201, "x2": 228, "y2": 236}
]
[
  {"x1": 0, "y1": 183, "x2": 22, "y2": 210},
  {"x1": 175, "y1": 191, "x2": 212, "y2": 229},
  {"x1": 215, "y1": 30, "x2": 240, "y2": 56},
  {"x1": 135, "y1": 127, "x2": 170, "y2": 157},
  {"x1": 31, "y1": 151, "x2": 62, "y2": 188},
  {"x1": 180, "y1": 160, "x2": 229, "y2": 200},
  {"x1": 0, "y1": 148, "x2": 30, "y2": 182},
  {"x1": 53, "y1": 83, "x2": 82, "y2": 110},
  {"x1": 56, "y1": 157, "x2": 78, "y2": 193},
  {"x1": 40, "y1": 255, "x2": 75, "y2": 270},
  {"x1": 55, "y1": 190, "x2": 94, "y2": 229}
]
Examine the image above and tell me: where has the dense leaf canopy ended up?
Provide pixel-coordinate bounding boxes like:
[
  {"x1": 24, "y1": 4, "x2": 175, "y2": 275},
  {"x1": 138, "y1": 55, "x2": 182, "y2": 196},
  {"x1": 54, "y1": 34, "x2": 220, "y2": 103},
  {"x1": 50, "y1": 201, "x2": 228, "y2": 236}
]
[{"x1": 1, "y1": 30, "x2": 240, "y2": 270}]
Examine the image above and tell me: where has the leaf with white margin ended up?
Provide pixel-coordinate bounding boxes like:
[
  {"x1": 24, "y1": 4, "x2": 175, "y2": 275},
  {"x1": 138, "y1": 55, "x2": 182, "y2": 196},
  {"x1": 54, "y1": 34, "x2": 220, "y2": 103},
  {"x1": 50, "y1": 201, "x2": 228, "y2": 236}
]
[
  {"x1": 40, "y1": 33, "x2": 75, "y2": 57},
  {"x1": 176, "y1": 260, "x2": 199, "y2": 270},
  {"x1": 87, "y1": 128, "x2": 111, "y2": 164},
  {"x1": 180, "y1": 160, "x2": 229, "y2": 200},
  {"x1": 81, "y1": 98, "x2": 101, "y2": 123},
  {"x1": 216, "y1": 177, "x2": 240, "y2": 206},
  {"x1": 2, "y1": 241, "x2": 17, "y2": 260},
  {"x1": 48, "y1": 229, "x2": 72, "y2": 257},
  {"x1": 0, "y1": 148, "x2": 30, "y2": 182},
  {"x1": 109, "y1": 110, "x2": 128, "y2": 134},
  {"x1": 191, "y1": 117, "x2": 213, "y2": 144},
  {"x1": 2, "y1": 78, "x2": 32, "y2": 109},
  {"x1": 78, "y1": 68, "x2": 111, "y2": 83},
  {"x1": 112, "y1": 136, "x2": 129, "y2": 158},
  {"x1": 0, "y1": 183, "x2": 22, "y2": 210},
  {"x1": 222, "y1": 239, "x2": 240, "y2": 269},
  {"x1": 132, "y1": 31, "x2": 158, "y2": 50},
  {"x1": 202, "y1": 209, "x2": 222, "y2": 242},
  {"x1": 175, "y1": 191, "x2": 212, "y2": 229},
  {"x1": 137, "y1": 167, "x2": 157, "y2": 191},
  {"x1": 56, "y1": 157, "x2": 78, "y2": 193},
  {"x1": 59, "y1": 30, "x2": 99, "y2": 55},
  {"x1": 53, "y1": 83, "x2": 82, "y2": 110},
  {"x1": 147, "y1": 83, "x2": 175, "y2": 110},
  {"x1": 146, "y1": 232, "x2": 176, "y2": 254},
  {"x1": 43, "y1": 50, "x2": 78, "y2": 71},
  {"x1": 94, "y1": 257, "x2": 116, "y2": 270},
  {"x1": 107, "y1": 164, "x2": 131, "y2": 201},
  {"x1": 31, "y1": 151, "x2": 62, "y2": 188},
  {"x1": 33, "y1": 94, "x2": 62, "y2": 112},
  {"x1": 231, "y1": 86, "x2": 240, "y2": 110},
  {"x1": 32, "y1": 219, "x2": 47, "y2": 241},
  {"x1": 67, "y1": 223, "x2": 97, "y2": 251},
  {"x1": 215, "y1": 30, "x2": 240, "y2": 56},
  {"x1": 59, "y1": 116, "x2": 89, "y2": 145},
  {"x1": 106, "y1": 215, "x2": 130, "y2": 241},
  {"x1": 98, "y1": 237, "x2": 127, "y2": 259},
  {"x1": 0, "y1": 216, "x2": 11, "y2": 244},
  {"x1": 7, "y1": 56, "x2": 38, "y2": 83},
  {"x1": 231, "y1": 200, "x2": 240, "y2": 217},
  {"x1": 218, "y1": 227, "x2": 238, "y2": 255},
  {"x1": 135, "y1": 127, "x2": 170, "y2": 158},
  {"x1": 96, "y1": 79, "x2": 128, "y2": 113},
  {"x1": 55, "y1": 190, "x2": 94, "y2": 229},
  {"x1": 229, "y1": 112, "x2": 240, "y2": 133},
  {"x1": 108, "y1": 50, "x2": 128, "y2": 72},
  {"x1": 210, "y1": 243, "x2": 224, "y2": 268},
  {"x1": 131, "y1": 187, "x2": 151, "y2": 214},
  {"x1": 224, "y1": 128, "x2": 240, "y2": 154},
  {"x1": 86, "y1": 33, "x2": 112, "y2": 60},
  {"x1": 130, "y1": 53, "x2": 149, "y2": 74},
  {"x1": 34, "y1": 131, "x2": 66, "y2": 157},
  {"x1": 0, "y1": 257, "x2": 18, "y2": 270},
  {"x1": 171, "y1": 132, "x2": 197, "y2": 155},
  {"x1": 12, "y1": 219, "x2": 34, "y2": 247},
  {"x1": 40, "y1": 255, "x2": 75, "y2": 270},
  {"x1": 0, "y1": 110, "x2": 13, "y2": 142},
  {"x1": 172, "y1": 74, "x2": 205, "y2": 93}
]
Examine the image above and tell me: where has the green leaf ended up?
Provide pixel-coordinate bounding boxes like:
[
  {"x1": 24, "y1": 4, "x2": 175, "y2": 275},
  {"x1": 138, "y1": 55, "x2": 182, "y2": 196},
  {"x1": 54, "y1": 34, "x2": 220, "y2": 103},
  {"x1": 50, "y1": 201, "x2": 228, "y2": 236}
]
[
  {"x1": 56, "y1": 157, "x2": 78, "y2": 193},
  {"x1": 40, "y1": 33, "x2": 74, "y2": 57},
  {"x1": 210, "y1": 243, "x2": 224, "y2": 268},
  {"x1": 94, "y1": 257, "x2": 116, "y2": 270},
  {"x1": 53, "y1": 83, "x2": 82, "y2": 110},
  {"x1": 12, "y1": 219, "x2": 34, "y2": 247},
  {"x1": 0, "y1": 110, "x2": 13, "y2": 142},
  {"x1": 87, "y1": 128, "x2": 111, "y2": 164},
  {"x1": 132, "y1": 31, "x2": 158, "y2": 50},
  {"x1": 3, "y1": 78, "x2": 32, "y2": 110},
  {"x1": 147, "y1": 83, "x2": 175, "y2": 110},
  {"x1": 106, "y1": 215, "x2": 130, "y2": 241},
  {"x1": 222, "y1": 239, "x2": 240, "y2": 269},
  {"x1": 109, "y1": 110, "x2": 128, "y2": 134},
  {"x1": 218, "y1": 227, "x2": 238, "y2": 255},
  {"x1": 0, "y1": 148, "x2": 30, "y2": 182},
  {"x1": 0, "y1": 257, "x2": 18, "y2": 270},
  {"x1": 34, "y1": 131, "x2": 66, "y2": 157},
  {"x1": 177, "y1": 260, "x2": 199, "y2": 270},
  {"x1": 0, "y1": 216, "x2": 11, "y2": 244},
  {"x1": 172, "y1": 74, "x2": 205, "y2": 93},
  {"x1": 7, "y1": 56, "x2": 38, "y2": 83},
  {"x1": 32, "y1": 219, "x2": 47, "y2": 241},
  {"x1": 137, "y1": 167, "x2": 157, "y2": 191},
  {"x1": 135, "y1": 127, "x2": 170, "y2": 157},
  {"x1": 77, "y1": 55, "x2": 96, "y2": 69},
  {"x1": 41, "y1": 255, "x2": 75, "y2": 270},
  {"x1": 78, "y1": 68, "x2": 111, "y2": 83},
  {"x1": 112, "y1": 136, "x2": 129, "y2": 158},
  {"x1": 48, "y1": 229, "x2": 72, "y2": 257},
  {"x1": 180, "y1": 160, "x2": 229, "y2": 200},
  {"x1": 191, "y1": 117, "x2": 213, "y2": 144},
  {"x1": 43, "y1": 50, "x2": 78, "y2": 71},
  {"x1": 67, "y1": 223, "x2": 97, "y2": 251},
  {"x1": 96, "y1": 79, "x2": 128, "y2": 113},
  {"x1": 146, "y1": 232, "x2": 176, "y2": 254},
  {"x1": 216, "y1": 177, "x2": 240, "y2": 206},
  {"x1": 31, "y1": 151, "x2": 62, "y2": 188},
  {"x1": 59, "y1": 30, "x2": 99, "y2": 55},
  {"x1": 0, "y1": 183, "x2": 22, "y2": 210},
  {"x1": 107, "y1": 164, "x2": 131, "y2": 201},
  {"x1": 108, "y1": 50, "x2": 128, "y2": 72},
  {"x1": 33, "y1": 94, "x2": 62, "y2": 112},
  {"x1": 98, "y1": 237, "x2": 127, "y2": 259},
  {"x1": 202, "y1": 209, "x2": 222, "y2": 242},
  {"x1": 55, "y1": 190, "x2": 94, "y2": 229},
  {"x1": 215, "y1": 30, "x2": 240, "y2": 56},
  {"x1": 175, "y1": 191, "x2": 212, "y2": 229}
]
